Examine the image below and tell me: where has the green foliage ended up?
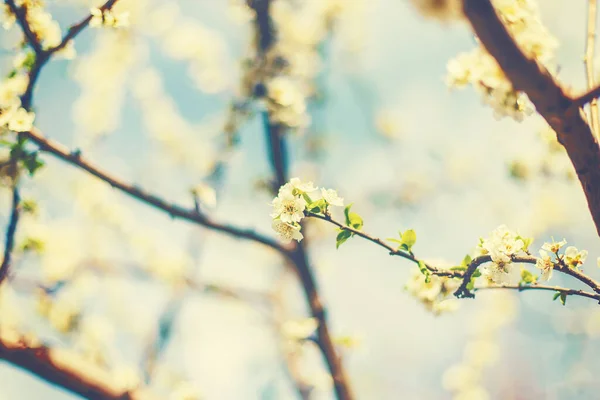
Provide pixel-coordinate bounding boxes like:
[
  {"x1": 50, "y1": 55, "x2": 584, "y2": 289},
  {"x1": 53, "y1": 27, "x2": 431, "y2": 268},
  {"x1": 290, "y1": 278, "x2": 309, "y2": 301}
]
[
  {"x1": 466, "y1": 269, "x2": 482, "y2": 291},
  {"x1": 462, "y1": 254, "x2": 472, "y2": 267},
  {"x1": 387, "y1": 229, "x2": 417, "y2": 252},
  {"x1": 307, "y1": 198, "x2": 326, "y2": 213},
  {"x1": 19, "y1": 237, "x2": 45, "y2": 253},
  {"x1": 517, "y1": 235, "x2": 533, "y2": 252},
  {"x1": 302, "y1": 193, "x2": 313, "y2": 206},
  {"x1": 22, "y1": 153, "x2": 45, "y2": 176},
  {"x1": 418, "y1": 260, "x2": 430, "y2": 283},
  {"x1": 450, "y1": 255, "x2": 472, "y2": 271},
  {"x1": 22, "y1": 51, "x2": 37, "y2": 70},
  {"x1": 21, "y1": 198, "x2": 39, "y2": 215},
  {"x1": 336, "y1": 229, "x2": 352, "y2": 249},
  {"x1": 344, "y1": 204, "x2": 363, "y2": 230},
  {"x1": 520, "y1": 268, "x2": 537, "y2": 285},
  {"x1": 553, "y1": 291, "x2": 567, "y2": 306},
  {"x1": 10, "y1": 141, "x2": 45, "y2": 176},
  {"x1": 400, "y1": 229, "x2": 416, "y2": 251}
]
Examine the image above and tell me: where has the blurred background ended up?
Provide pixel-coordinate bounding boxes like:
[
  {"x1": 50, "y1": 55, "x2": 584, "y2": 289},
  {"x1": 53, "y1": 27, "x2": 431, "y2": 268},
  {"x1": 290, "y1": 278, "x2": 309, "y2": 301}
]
[{"x1": 1, "y1": 0, "x2": 600, "y2": 399}]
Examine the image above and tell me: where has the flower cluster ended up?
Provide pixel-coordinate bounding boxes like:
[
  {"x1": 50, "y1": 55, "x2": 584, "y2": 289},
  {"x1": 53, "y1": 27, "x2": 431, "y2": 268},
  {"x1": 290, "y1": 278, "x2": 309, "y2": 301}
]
[
  {"x1": 476, "y1": 225, "x2": 528, "y2": 284},
  {"x1": 534, "y1": 239, "x2": 588, "y2": 281},
  {"x1": 233, "y1": 0, "x2": 364, "y2": 133},
  {"x1": 270, "y1": 178, "x2": 344, "y2": 243},
  {"x1": 90, "y1": 7, "x2": 130, "y2": 29},
  {"x1": 445, "y1": 0, "x2": 558, "y2": 121},
  {"x1": 405, "y1": 267, "x2": 459, "y2": 315},
  {"x1": 0, "y1": 73, "x2": 35, "y2": 133},
  {"x1": 2, "y1": 1, "x2": 77, "y2": 55}
]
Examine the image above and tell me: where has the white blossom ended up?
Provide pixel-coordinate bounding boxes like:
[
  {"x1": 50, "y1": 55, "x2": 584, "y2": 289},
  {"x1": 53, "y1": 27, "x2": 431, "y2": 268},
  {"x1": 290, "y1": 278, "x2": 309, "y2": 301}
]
[
  {"x1": 542, "y1": 239, "x2": 567, "y2": 254},
  {"x1": 535, "y1": 250, "x2": 553, "y2": 281},
  {"x1": 479, "y1": 225, "x2": 525, "y2": 265},
  {"x1": 7, "y1": 107, "x2": 35, "y2": 132},
  {"x1": 564, "y1": 246, "x2": 587, "y2": 268},
  {"x1": 272, "y1": 219, "x2": 303, "y2": 243},
  {"x1": 445, "y1": 0, "x2": 558, "y2": 121},
  {"x1": 271, "y1": 191, "x2": 306, "y2": 223},
  {"x1": 279, "y1": 177, "x2": 316, "y2": 196},
  {"x1": 405, "y1": 267, "x2": 459, "y2": 315},
  {"x1": 321, "y1": 188, "x2": 344, "y2": 207},
  {"x1": 476, "y1": 225, "x2": 527, "y2": 284}
]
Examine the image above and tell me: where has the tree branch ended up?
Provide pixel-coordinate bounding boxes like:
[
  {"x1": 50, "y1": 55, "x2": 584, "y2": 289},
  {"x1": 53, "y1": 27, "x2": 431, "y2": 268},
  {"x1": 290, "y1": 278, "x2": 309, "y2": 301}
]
[
  {"x1": 20, "y1": 129, "x2": 285, "y2": 255},
  {"x1": 0, "y1": 185, "x2": 20, "y2": 285},
  {"x1": 585, "y1": 0, "x2": 599, "y2": 138},
  {"x1": 454, "y1": 254, "x2": 600, "y2": 299},
  {"x1": 462, "y1": 0, "x2": 600, "y2": 238},
  {"x1": 306, "y1": 212, "x2": 600, "y2": 303},
  {"x1": 247, "y1": 1, "x2": 354, "y2": 397},
  {"x1": 306, "y1": 212, "x2": 461, "y2": 278},
  {"x1": 574, "y1": 84, "x2": 600, "y2": 107},
  {"x1": 4, "y1": 0, "x2": 42, "y2": 54},
  {"x1": 47, "y1": 0, "x2": 121, "y2": 55},
  {"x1": 475, "y1": 283, "x2": 600, "y2": 302},
  {"x1": 0, "y1": 332, "x2": 155, "y2": 400}
]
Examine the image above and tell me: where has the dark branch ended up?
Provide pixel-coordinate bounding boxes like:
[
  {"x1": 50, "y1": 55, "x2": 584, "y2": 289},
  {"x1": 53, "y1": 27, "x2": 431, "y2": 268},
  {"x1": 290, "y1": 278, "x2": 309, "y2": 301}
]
[
  {"x1": 47, "y1": 0, "x2": 121, "y2": 55},
  {"x1": 306, "y1": 212, "x2": 462, "y2": 278},
  {"x1": 462, "y1": 0, "x2": 600, "y2": 238},
  {"x1": 4, "y1": 0, "x2": 42, "y2": 54},
  {"x1": 574, "y1": 84, "x2": 600, "y2": 108},
  {"x1": 0, "y1": 185, "x2": 20, "y2": 285},
  {"x1": 475, "y1": 283, "x2": 600, "y2": 302},
  {"x1": 0, "y1": 334, "x2": 147, "y2": 400},
  {"x1": 23, "y1": 129, "x2": 285, "y2": 255}
]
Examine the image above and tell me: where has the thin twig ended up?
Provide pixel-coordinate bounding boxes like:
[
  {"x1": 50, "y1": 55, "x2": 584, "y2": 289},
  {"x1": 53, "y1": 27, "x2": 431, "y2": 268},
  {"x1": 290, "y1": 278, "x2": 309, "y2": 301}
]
[
  {"x1": 20, "y1": 129, "x2": 285, "y2": 255},
  {"x1": 306, "y1": 212, "x2": 461, "y2": 278},
  {"x1": 585, "y1": 0, "x2": 599, "y2": 138},
  {"x1": 0, "y1": 185, "x2": 20, "y2": 285},
  {"x1": 4, "y1": 0, "x2": 42, "y2": 54},
  {"x1": 306, "y1": 212, "x2": 600, "y2": 302},
  {"x1": 47, "y1": 0, "x2": 121, "y2": 55},
  {"x1": 475, "y1": 284, "x2": 600, "y2": 302}
]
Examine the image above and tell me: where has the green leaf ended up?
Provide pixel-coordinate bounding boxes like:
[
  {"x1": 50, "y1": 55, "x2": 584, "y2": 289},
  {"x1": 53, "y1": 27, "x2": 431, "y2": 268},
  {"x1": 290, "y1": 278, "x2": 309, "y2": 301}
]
[
  {"x1": 520, "y1": 268, "x2": 537, "y2": 284},
  {"x1": 461, "y1": 254, "x2": 472, "y2": 267},
  {"x1": 19, "y1": 237, "x2": 44, "y2": 253},
  {"x1": 466, "y1": 276, "x2": 477, "y2": 291},
  {"x1": 466, "y1": 267, "x2": 481, "y2": 291},
  {"x1": 517, "y1": 235, "x2": 533, "y2": 252},
  {"x1": 344, "y1": 204, "x2": 353, "y2": 226},
  {"x1": 302, "y1": 193, "x2": 313, "y2": 206},
  {"x1": 418, "y1": 260, "x2": 430, "y2": 283},
  {"x1": 553, "y1": 292, "x2": 561, "y2": 301},
  {"x1": 401, "y1": 229, "x2": 417, "y2": 251},
  {"x1": 348, "y1": 212, "x2": 363, "y2": 230},
  {"x1": 336, "y1": 230, "x2": 352, "y2": 249},
  {"x1": 307, "y1": 198, "x2": 326, "y2": 213},
  {"x1": 22, "y1": 153, "x2": 44, "y2": 176},
  {"x1": 552, "y1": 291, "x2": 567, "y2": 306},
  {"x1": 20, "y1": 198, "x2": 38, "y2": 215},
  {"x1": 343, "y1": 203, "x2": 363, "y2": 230},
  {"x1": 560, "y1": 292, "x2": 567, "y2": 305}
]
